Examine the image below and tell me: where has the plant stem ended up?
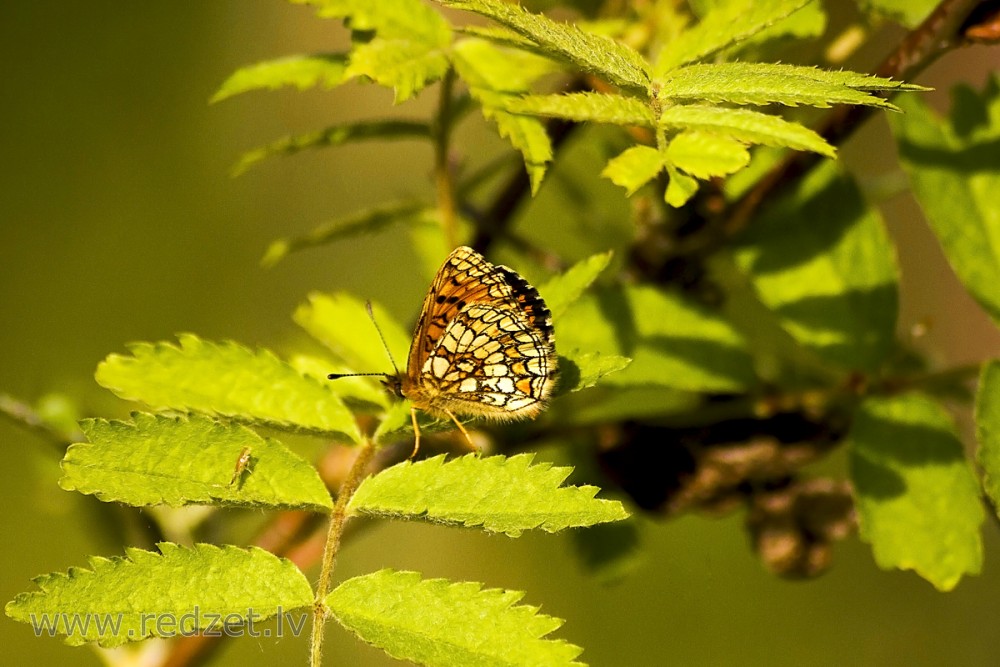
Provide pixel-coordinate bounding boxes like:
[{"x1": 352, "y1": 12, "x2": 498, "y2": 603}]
[
  {"x1": 434, "y1": 67, "x2": 459, "y2": 249},
  {"x1": 309, "y1": 439, "x2": 376, "y2": 667}
]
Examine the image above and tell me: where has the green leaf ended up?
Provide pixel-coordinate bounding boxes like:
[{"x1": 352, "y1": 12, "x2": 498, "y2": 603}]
[
  {"x1": 975, "y1": 361, "x2": 1000, "y2": 515},
  {"x1": 296, "y1": 0, "x2": 451, "y2": 43},
  {"x1": 293, "y1": 0, "x2": 452, "y2": 101},
  {"x1": 733, "y1": 161, "x2": 899, "y2": 372},
  {"x1": 664, "y1": 163, "x2": 699, "y2": 207},
  {"x1": 665, "y1": 130, "x2": 750, "y2": 178},
  {"x1": 601, "y1": 145, "x2": 666, "y2": 195},
  {"x1": 210, "y1": 54, "x2": 348, "y2": 103},
  {"x1": 658, "y1": 62, "x2": 909, "y2": 109},
  {"x1": 233, "y1": 120, "x2": 430, "y2": 176},
  {"x1": 538, "y1": 250, "x2": 614, "y2": 319},
  {"x1": 262, "y1": 201, "x2": 432, "y2": 267},
  {"x1": 5, "y1": 544, "x2": 312, "y2": 647},
  {"x1": 327, "y1": 569, "x2": 584, "y2": 666},
  {"x1": 440, "y1": 0, "x2": 651, "y2": 92},
  {"x1": 348, "y1": 453, "x2": 629, "y2": 536},
  {"x1": 452, "y1": 38, "x2": 556, "y2": 193},
  {"x1": 96, "y1": 334, "x2": 360, "y2": 442},
  {"x1": 659, "y1": 104, "x2": 835, "y2": 157},
  {"x1": 505, "y1": 92, "x2": 655, "y2": 127},
  {"x1": 655, "y1": 0, "x2": 813, "y2": 74},
  {"x1": 291, "y1": 354, "x2": 390, "y2": 409},
  {"x1": 346, "y1": 38, "x2": 450, "y2": 103},
  {"x1": 294, "y1": 293, "x2": 410, "y2": 374},
  {"x1": 892, "y1": 77, "x2": 1000, "y2": 328},
  {"x1": 557, "y1": 285, "x2": 756, "y2": 392},
  {"x1": 849, "y1": 393, "x2": 984, "y2": 591},
  {"x1": 557, "y1": 351, "x2": 632, "y2": 394},
  {"x1": 60, "y1": 413, "x2": 332, "y2": 511}
]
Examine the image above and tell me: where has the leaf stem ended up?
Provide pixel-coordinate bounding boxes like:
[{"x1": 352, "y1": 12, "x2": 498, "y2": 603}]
[
  {"x1": 434, "y1": 67, "x2": 459, "y2": 248},
  {"x1": 310, "y1": 439, "x2": 376, "y2": 667}
]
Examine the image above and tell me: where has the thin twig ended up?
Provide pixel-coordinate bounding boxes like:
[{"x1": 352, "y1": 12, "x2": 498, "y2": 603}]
[{"x1": 310, "y1": 439, "x2": 376, "y2": 667}]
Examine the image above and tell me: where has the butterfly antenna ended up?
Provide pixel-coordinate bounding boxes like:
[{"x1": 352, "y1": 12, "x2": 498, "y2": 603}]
[
  {"x1": 365, "y1": 300, "x2": 401, "y2": 376},
  {"x1": 326, "y1": 301, "x2": 400, "y2": 380}
]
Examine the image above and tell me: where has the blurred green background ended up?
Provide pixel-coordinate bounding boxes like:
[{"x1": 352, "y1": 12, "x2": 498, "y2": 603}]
[{"x1": 3, "y1": 2, "x2": 1000, "y2": 665}]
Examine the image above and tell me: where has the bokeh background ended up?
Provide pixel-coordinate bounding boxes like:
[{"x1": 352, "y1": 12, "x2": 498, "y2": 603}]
[{"x1": 3, "y1": 2, "x2": 1000, "y2": 665}]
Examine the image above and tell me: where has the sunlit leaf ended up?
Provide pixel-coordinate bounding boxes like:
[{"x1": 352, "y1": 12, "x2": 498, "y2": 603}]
[
  {"x1": 5, "y1": 544, "x2": 312, "y2": 647},
  {"x1": 60, "y1": 413, "x2": 332, "y2": 511},
  {"x1": 327, "y1": 569, "x2": 584, "y2": 666},
  {"x1": 849, "y1": 393, "x2": 984, "y2": 591}
]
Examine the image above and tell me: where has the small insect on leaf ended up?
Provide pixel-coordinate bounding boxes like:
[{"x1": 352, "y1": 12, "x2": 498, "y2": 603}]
[{"x1": 229, "y1": 446, "x2": 254, "y2": 487}]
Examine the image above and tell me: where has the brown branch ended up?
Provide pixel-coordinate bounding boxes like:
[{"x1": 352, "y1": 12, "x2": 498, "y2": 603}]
[{"x1": 711, "y1": 0, "x2": 991, "y2": 251}]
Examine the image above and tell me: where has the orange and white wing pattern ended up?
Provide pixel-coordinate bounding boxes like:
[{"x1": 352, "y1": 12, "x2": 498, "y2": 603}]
[{"x1": 399, "y1": 246, "x2": 557, "y2": 422}]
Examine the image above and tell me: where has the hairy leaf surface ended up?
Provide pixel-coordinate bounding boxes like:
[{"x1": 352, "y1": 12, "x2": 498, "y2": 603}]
[
  {"x1": 60, "y1": 413, "x2": 331, "y2": 511},
  {"x1": 348, "y1": 453, "x2": 629, "y2": 536},
  {"x1": 96, "y1": 335, "x2": 360, "y2": 441}
]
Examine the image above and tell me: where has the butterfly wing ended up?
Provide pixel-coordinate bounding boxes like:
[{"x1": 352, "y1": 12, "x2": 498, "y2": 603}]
[
  {"x1": 403, "y1": 246, "x2": 556, "y2": 419},
  {"x1": 424, "y1": 303, "x2": 556, "y2": 419}
]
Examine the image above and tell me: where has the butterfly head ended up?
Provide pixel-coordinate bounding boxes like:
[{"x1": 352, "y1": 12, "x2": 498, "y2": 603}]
[{"x1": 380, "y1": 374, "x2": 406, "y2": 399}]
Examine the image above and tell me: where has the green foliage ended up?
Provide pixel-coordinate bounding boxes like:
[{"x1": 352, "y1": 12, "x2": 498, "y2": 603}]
[
  {"x1": 558, "y1": 285, "x2": 756, "y2": 392},
  {"x1": 505, "y1": 92, "x2": 655, "y2": 127},
  {"x1": 294, "y1": 292, "x2": 411, "y2": 373},
  {"x1": 849, "y1": 394, "x2": 984, "y2": 591},
  {"x1": 5, "y1": 544, "x2": 313, "y2": 647},
  {"x1": 210, "y1": 54, "x2": 348, "y2": 102},
  {"x1": 655, "y1": 0, "x2": 813, "y2": 74},
  {"x1": 733, "y1": 161, "x2": 899, "y2": 372},
  {"x1": 233, "y1": 120, "x2": 430, "y2": 176},
  {"x1": 295, "y1": 0, "x2": 452, "y2": 102},
  {"x1": 60, "y1": 413, "x2": 332, "y2": 511},
  {"x1": 665, "y1": 130, "x2": 751, "y2": 179},
  {"x1": 657, "y1": 63, "x2": 915, "y2": 109},
  {"x1": 440, "y1": 0, "x2": 651, "y2": 93},
  {"x1": 602, "y1": 145, "x2": 666, "y2": 196},
  {"x1": 537, "y1": 250, "x2": 614, "y2": 319},
  {"x1": 348, "y1": 453, "x2": 628, "y2": 536},
  {"x1": 452, "y1": 38, "x2": 557, "y2": 193},
  {"x1": 13, "y1": 1, "x2": 998, "y2": 664},
  {"x1": 658, "y1": 104, "x2": 835, "y2": 158},
  {"x1": 263, "y1": 201, "x2": 434, "y2": 267},
  {"x1": 96, "y1": 334, "x2": 361, "y2": 442},
  {"x1": 326, "y1": 569, "x2": 584, "y2": 666},
  {"x1": 892, "y1": 76, "x2": 1000, "y2": 328}
]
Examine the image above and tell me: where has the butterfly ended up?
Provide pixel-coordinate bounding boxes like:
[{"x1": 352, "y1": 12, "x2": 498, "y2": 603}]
[{"x1": 331, "y1": 246, "x2": 557, "y2": 456}]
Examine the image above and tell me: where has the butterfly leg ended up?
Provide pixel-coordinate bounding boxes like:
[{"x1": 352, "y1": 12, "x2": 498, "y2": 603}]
[
  {"x1": 441, "y1": 407, "x2": 477, "y2": 451},
  {"x1": 409, "y1": 405, "x2": 421, "y2": 459}
]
